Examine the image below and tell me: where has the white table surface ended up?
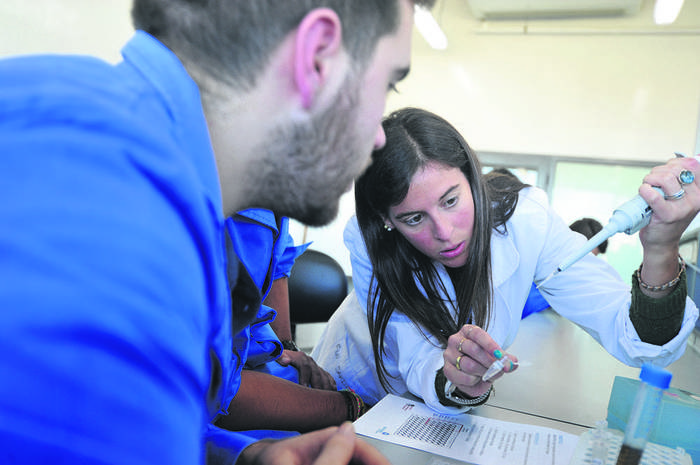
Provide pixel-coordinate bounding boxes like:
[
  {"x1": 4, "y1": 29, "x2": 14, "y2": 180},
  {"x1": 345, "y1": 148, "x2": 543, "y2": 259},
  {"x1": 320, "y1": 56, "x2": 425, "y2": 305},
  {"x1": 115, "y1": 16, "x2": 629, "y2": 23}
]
[
  {"x1": 490, "y1": 309, "x2": 700, "y2": 428},
  {"x1": 358, "y1": 309, "x2": 700, "y2": 464}
]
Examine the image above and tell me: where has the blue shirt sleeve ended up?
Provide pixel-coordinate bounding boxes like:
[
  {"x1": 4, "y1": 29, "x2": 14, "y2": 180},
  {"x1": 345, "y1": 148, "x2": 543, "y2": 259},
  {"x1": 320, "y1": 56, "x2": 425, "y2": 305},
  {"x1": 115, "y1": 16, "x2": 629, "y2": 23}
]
[{"x1": 0, "y1": 34, "x2": 234, "y2": 465}]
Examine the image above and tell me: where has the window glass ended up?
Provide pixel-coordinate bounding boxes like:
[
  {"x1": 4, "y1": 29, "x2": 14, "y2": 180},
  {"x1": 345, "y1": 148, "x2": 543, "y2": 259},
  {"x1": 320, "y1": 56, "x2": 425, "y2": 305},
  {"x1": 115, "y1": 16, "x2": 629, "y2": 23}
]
[{"x1": 483, "y1": 165, "x2": 540, "y2": 186}]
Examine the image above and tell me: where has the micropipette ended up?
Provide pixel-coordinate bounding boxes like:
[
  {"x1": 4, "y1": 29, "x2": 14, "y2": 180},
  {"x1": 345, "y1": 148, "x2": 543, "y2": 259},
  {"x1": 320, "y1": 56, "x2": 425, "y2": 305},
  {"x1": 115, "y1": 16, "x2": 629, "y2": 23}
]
[
  {"x1": 539, "y1": 153, "x2": 699, "y2": 288},
  {"x1": 541, "y1": 187, "x2": 663, "y2": 283}
]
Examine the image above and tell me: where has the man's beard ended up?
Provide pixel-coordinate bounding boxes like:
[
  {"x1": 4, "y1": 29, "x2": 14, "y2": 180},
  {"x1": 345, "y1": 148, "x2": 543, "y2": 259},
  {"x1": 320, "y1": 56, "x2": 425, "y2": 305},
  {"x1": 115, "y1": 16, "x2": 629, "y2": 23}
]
[{"x1": 246, "y1": 75, "x2": 365, "y2": 227}]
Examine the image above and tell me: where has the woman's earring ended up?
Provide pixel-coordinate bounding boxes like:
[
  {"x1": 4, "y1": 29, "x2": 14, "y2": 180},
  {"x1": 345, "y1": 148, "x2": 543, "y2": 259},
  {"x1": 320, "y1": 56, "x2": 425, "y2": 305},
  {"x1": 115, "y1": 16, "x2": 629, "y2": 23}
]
[{"x1": 383, "y1": 223, "x2": 393, "y2": 232}]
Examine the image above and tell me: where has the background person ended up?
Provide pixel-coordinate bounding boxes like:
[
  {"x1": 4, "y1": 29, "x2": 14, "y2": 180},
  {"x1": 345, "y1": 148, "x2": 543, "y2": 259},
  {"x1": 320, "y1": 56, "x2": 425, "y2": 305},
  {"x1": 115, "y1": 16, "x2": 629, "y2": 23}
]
[
  {"x1": 313, "y1": 107, "x2": 699, "y2": 414},
  {"x1": 570, "y1": 217, "x2": 609, "y2": 256},
  {"x1": 214, "y1": 209, "x2": 368, "y2": 445},
  {"x1": 228, "y1": 209, "x2": 333, "y2": 388}
]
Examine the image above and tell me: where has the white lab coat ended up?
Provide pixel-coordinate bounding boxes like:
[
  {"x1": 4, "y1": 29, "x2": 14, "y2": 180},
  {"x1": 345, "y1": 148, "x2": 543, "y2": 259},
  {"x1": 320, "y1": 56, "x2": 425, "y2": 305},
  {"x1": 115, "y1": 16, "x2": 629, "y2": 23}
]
[{"x1": 312, "y1": 187, "x2": 699, "y2": 413}]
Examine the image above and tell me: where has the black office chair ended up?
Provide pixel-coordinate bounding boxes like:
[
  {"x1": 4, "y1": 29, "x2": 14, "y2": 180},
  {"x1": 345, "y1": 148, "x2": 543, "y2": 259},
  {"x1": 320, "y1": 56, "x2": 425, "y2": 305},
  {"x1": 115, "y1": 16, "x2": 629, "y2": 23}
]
[{"x1": 288, "y1": 249, "x2": 348, "y2": 336}]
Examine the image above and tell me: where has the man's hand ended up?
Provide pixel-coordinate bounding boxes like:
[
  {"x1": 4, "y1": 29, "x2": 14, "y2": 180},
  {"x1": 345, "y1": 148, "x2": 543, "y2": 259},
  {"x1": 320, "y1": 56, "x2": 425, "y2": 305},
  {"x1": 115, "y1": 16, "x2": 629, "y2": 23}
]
[
  {"x1": 238, "y1": 422, "x2": 391, "y2": 465},
  {"x1": 277, "y1": 350, "x2": 337, "y2": 390}
]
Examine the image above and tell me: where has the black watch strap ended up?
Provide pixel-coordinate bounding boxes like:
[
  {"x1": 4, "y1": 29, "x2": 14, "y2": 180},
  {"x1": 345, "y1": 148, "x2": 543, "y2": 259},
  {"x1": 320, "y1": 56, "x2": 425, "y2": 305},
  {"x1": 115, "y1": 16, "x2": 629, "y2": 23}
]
[{"x1": 281, "y1": 340, "x2": 299, "y2": 351}]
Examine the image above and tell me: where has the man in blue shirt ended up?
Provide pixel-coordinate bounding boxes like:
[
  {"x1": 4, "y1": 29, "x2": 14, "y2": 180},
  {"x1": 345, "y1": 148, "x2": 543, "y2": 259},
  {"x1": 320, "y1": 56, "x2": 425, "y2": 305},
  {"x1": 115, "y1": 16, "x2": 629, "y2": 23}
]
[
  {"x1": 0, "y1": 0, "x2": 435, "y2": 464},
  {"x1": 219, "y1": 209, "x2": 374, "y2": 439},
  {"x1": 228, "y1": 209, "x2": 334, "y2": 387},
  {"x1": 217, "y1": 210, "x2": 363, "y2": 448}
]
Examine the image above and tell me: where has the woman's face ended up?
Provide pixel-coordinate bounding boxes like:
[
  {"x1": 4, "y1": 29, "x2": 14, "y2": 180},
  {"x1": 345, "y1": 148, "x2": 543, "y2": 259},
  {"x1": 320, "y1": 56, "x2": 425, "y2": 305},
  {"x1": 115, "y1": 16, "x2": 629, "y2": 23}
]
[{"x1": 386, "y1": 162, "x2": 475, "y2": 268}]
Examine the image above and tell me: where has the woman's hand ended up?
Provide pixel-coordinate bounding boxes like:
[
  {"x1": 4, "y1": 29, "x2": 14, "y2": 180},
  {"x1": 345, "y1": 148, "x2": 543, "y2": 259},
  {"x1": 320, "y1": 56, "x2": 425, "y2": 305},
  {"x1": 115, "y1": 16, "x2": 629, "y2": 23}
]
[
  {"x1": 640, "y1": 156, "x2": 700, "y2": 249},
  {"x1": 638, "y1": 156, "x2": 700, "y2": 296},
  {"x1": 442, "y1": 324, "x2": 518, "y2": 398}
]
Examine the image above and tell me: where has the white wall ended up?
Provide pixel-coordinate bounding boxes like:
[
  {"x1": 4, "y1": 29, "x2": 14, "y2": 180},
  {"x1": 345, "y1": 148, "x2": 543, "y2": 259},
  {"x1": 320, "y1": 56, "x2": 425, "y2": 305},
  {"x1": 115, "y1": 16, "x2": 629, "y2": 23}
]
[
  {"x1": 2, "y1": 0, "x2": 699, "y2": 274},
  {"x1": 396, "y1": 9, "x2": 700, "y2": 161},
  {"x1": 0, "y1": 0, "x2": 133, "y2": 63}
]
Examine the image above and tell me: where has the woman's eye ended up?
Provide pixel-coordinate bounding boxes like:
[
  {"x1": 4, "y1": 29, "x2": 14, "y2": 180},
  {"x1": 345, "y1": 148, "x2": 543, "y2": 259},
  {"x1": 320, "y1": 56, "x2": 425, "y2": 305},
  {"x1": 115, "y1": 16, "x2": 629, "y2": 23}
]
[
  {"x1": 404, "y1": 214, "x2": 422, "y2": 226},
  {"x1": 444, "y1": 196, "x2": 458, "y2": 208}
]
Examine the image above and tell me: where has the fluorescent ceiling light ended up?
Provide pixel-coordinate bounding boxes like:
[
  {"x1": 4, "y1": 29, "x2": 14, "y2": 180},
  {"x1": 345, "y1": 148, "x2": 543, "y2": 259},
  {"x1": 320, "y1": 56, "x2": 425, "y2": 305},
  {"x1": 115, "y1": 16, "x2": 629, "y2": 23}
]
[
  {"x1": 415, "y1": 6, "x2": 448, "y2": 50},
  {"x1": 654, "y1": 0, "x2": 684, "y2": 25}
]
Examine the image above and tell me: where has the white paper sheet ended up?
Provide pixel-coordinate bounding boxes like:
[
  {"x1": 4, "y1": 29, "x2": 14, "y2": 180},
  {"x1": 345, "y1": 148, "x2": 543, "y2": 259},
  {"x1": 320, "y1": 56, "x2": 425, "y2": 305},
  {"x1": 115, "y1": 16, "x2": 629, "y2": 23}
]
[{"x1": 354, "y1": 394, "x2": 580, "y2": 465}]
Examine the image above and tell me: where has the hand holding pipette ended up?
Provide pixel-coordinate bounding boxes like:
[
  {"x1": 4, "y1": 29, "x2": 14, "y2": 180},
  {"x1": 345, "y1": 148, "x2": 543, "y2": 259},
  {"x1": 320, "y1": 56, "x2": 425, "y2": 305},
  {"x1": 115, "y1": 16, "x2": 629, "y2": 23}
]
[{"x1": 539, "y1": 153, "x2": 700, "y2": 289}]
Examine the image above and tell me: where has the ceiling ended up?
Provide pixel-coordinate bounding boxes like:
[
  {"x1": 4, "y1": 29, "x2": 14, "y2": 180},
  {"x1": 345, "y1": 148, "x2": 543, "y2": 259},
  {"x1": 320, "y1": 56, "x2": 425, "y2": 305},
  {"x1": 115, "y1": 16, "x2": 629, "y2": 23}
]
[{"x1": 417, "y1": 0, "x2": 700, "y2": 53}]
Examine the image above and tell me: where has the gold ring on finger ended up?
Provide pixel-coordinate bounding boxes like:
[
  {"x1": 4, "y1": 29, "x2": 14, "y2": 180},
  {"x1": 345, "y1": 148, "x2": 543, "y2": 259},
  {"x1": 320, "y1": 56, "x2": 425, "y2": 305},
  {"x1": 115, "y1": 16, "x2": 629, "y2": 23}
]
[
  {"x1": 456, "y1": 355, "x2": 462, "y2": 371},
  {"x1": 458, "y1": 338, "x2": 466, "y2": 353}
]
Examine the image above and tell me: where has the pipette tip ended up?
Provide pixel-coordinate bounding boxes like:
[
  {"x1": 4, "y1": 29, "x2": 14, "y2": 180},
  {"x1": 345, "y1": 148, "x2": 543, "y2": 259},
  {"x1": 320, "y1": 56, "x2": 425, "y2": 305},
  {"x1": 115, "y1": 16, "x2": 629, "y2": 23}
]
[{"x1": 536, "y1": 268, "x2": 560, "y2": 290}]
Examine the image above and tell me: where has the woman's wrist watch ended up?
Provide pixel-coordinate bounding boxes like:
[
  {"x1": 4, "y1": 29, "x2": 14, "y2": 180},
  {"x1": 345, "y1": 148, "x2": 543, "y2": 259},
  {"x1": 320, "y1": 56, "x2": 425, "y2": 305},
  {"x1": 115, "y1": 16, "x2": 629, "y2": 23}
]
[{"x1": 444, "y1": 380, "x2": 492, "y2": 406}]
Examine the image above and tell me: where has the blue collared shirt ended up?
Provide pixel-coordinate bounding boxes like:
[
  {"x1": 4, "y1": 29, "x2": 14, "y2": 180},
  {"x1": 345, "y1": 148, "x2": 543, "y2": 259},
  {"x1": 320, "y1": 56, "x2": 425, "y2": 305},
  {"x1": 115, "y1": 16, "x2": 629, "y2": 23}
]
[
  {"x1": 0, "y1": 31, "x2": 241, "y2": 464},
  {"x1": 227, "y1": 210, "x2": 309, "y2": 368}
]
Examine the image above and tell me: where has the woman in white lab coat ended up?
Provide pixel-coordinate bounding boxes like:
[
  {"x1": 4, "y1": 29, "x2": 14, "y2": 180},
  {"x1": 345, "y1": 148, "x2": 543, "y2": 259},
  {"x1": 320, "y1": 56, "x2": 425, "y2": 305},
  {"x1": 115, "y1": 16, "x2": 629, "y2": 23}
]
[{"x1": 312, "y1": 107, "x2": 700, "y2": 414}]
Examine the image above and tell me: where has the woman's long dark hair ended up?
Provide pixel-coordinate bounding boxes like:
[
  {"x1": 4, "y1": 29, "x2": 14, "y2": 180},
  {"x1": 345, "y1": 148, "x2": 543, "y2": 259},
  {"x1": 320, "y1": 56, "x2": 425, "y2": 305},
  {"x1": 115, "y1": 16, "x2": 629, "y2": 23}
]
[{"x1": 354, "y1": 108, "x2": 527, "y2": 392}]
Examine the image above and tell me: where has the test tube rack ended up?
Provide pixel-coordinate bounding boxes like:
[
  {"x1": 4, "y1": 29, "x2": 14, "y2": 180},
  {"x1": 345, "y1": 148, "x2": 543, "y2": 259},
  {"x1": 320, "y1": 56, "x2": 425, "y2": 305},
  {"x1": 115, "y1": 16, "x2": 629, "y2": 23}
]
[{"x1": 570, "y1": 428, "x2": 692, "y2": 465}]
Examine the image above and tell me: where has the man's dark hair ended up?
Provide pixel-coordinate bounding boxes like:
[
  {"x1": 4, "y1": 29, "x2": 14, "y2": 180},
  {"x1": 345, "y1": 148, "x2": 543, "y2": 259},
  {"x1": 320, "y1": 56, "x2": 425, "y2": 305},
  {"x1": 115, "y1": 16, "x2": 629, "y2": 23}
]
[{"x1": 132, "y1": 0, "x2": 436, "y2": 90}]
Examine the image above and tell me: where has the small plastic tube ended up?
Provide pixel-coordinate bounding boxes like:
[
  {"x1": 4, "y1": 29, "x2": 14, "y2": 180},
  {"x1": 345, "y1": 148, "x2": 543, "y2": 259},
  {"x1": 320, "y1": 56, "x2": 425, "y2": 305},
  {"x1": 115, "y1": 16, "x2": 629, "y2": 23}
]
[
  {"x1": 590, "y1": 420, "x2": 609, "y2": 465},
  {"x1": 614, "y1": 364, "x2": 672, "y2": 465},
  {"x1": 482, "y1": 353, "x2": 518, "y2": 382}
]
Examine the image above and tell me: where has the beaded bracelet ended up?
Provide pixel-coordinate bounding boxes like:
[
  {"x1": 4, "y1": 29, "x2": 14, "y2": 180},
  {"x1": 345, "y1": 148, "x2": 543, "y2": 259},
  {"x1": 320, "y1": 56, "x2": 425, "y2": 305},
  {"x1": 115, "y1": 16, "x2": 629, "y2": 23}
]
[
  {"x1": 634, "y1": 255, "x2": 685, "y2": 292},
  {"x1": 340, "y1": 389, "x2": 368, "y2": 421}
]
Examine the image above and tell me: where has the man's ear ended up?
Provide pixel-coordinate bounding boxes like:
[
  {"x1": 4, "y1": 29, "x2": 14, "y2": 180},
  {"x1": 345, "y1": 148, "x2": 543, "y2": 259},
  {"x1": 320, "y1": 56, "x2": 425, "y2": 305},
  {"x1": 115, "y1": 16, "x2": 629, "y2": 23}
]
[{"x1": 293, "y1": 8, "x2": 343, "y2": 109}]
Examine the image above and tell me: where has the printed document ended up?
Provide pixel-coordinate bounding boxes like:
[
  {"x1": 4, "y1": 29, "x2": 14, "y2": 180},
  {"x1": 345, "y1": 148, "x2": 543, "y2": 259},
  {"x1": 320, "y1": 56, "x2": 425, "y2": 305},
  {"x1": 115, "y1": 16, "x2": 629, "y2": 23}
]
[{"x1": 354, "y1": 394, "x2": 579, "y2": 465}]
